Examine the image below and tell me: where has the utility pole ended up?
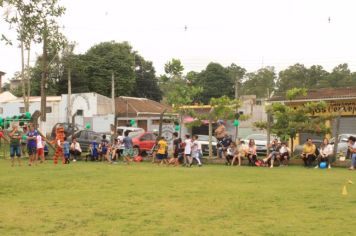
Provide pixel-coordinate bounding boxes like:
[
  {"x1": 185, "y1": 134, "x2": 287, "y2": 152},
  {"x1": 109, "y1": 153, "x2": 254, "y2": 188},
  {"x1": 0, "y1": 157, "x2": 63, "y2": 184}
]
[
  {"x1": 333, "y1": 108, "x2": 343, "y2": 158},
  {"x1": 234, "y1": 75, "x2": 239, "y2": 141},
  {"x1": 111, "y1": 72, "x2": 115, "y2": 114},
  {"x1": 40, "y1": 26, "x2": 48, "y2": 127},
  {"x1": 266, "y1": 88, "x2": 271, "y2": 156},
  {"x1": 67, "y1": 68, "x2": 72, "y2": 123}
]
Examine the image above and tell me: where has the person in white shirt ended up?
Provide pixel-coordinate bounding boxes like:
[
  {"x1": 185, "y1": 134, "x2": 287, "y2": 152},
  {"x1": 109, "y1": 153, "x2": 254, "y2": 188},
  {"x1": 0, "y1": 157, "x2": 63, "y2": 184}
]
[
  {"x1": 191, "y1": 135, "x2": 202, "y2": 167},
  {"x1": 70, "y1": 138, "x2": 82, "y2": 162},
  {"x1": 278, "y1": 142, "x2": 290, "y2": 167},
  {"x1": 35, "y1": 134, "x2": 45, "y2": 163},
  {"x1": 184, "y1": 134, "x2": 193, "y2": 167},
  {"x1": 316, "y1": 138, "x2": 333, "y2": 169},
  {"x1": 347, "y1": 136, "x2": 356, "y2": 170}
]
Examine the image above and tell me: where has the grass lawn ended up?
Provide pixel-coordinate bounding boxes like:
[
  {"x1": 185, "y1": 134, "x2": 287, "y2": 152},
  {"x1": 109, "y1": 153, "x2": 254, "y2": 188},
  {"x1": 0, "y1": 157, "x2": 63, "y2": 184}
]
[{"x1": 0, "y1": 160, "x2": 355, "y2": 236}]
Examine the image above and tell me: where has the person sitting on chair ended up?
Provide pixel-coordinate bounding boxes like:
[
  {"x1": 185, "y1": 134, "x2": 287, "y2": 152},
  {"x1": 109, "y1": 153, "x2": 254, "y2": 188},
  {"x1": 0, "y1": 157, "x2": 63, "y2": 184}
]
[
  {"x1": 278, "y1": 142, "x2": 290, "y2": 166},
  {"x1": 301, "y1": 138, "x2": 316, "y2": 167},
  {"x1": 70, "y1": 138, "x2": 82, "y2": 162},
  {"x1": 246, "y1": 139, "x2": 257, "y2": 166},
  {"x1": 315, "y1": 138, "x2": 333, "y2": 169}
]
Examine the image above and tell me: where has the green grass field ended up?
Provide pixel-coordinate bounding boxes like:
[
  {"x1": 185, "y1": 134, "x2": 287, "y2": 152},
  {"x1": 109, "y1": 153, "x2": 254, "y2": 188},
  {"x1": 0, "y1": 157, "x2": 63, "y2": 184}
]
[{"x1": 0, "y1": 160, "x2": 355, "y2": 236}]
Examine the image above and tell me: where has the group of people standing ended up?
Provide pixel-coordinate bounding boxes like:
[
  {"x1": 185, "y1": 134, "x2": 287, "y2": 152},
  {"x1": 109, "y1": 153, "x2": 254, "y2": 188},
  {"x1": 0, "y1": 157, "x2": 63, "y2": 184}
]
[
  {"x1": 8, "y1": 123, "x2": 45, "y2": 167},
  {"x1": 4, "y1": 121, "x2": 356, "y2": 170},
  {"x1": 152, "y1": 133, "x2": 203, "y2": 167}
]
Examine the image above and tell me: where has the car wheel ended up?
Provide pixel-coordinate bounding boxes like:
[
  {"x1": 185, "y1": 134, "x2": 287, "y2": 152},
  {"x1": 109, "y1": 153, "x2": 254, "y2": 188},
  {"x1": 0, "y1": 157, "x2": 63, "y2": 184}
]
[{"x1": 133, "y1": 147, "x2": 140, "y2": 157}]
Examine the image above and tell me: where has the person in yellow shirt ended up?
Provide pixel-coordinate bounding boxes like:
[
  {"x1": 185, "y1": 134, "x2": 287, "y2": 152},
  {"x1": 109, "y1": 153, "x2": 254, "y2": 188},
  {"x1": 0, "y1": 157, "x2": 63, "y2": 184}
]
[
  {"x1": 301, "y1": 138, "x2": 317, "y2": 167},
  {"x1": 156, "y1": 137, "x2": 168, "y2": 165}
]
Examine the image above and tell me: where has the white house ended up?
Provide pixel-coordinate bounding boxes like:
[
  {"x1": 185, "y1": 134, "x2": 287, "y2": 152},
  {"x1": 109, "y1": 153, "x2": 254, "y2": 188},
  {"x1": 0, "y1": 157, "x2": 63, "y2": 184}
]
[{"x1": 0, "y1": 92, "x2": 114, "y2": 135}]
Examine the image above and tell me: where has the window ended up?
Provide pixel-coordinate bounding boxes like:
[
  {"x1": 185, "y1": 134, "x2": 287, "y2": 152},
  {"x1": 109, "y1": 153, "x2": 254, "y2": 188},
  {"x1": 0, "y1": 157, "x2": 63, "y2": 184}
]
[
  {"x1": 256, "y1": 100, "x2": 262, "y2": 106},
  {"x1": 76, "y1": 110, "x2": 83, "y2": 116},
  {"x1": 46, "y1": 106, "x2": 52, "y2": 113},
  {"x1": 19, "y1": 107, "x2": 25, "y2": 113},
  {"x1": 0, "y1": 107, "x2": 3, "y2": 114}
]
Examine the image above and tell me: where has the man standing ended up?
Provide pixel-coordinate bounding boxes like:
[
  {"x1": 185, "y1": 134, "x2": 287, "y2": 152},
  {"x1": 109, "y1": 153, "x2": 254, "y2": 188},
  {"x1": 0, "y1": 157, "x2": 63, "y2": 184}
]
[
  {"x1": 9, "y1": 123, "x2": 22, "y2": 167},
  {"x1": 26, "y1": 124, "x2": 38, "y2": 166},
  {"x1": 122, "y1": 130, "x2": 134, "y2": 164}
]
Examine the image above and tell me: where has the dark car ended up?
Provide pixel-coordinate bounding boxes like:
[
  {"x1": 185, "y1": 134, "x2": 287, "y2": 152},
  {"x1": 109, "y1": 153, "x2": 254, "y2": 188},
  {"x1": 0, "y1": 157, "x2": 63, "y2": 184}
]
[
  {"x1": 293, "y1": 139, "x2": 323, "y2": 157},
  {"x1": 67, "y1": 130, "x2": 103, "y2": 151},
  {"x1": 51, "y1": 123, "x2": 79, "y2": 139}
]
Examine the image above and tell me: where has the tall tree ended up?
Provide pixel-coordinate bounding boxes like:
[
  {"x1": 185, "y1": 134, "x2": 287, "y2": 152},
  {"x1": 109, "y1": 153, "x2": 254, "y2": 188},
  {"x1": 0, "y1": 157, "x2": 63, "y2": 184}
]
[
  {"x1": 160, "y1": 59, "x2": 201, "y2": 105},
  {"x1": 197, "y1": 62, "x2": 234, "y2": 104},
  {"x1": 277, "y1": 64, "x2": 309, "y2": 92},
  {"x1": 84, "y1": 41, "x2": 135, "y2": 97},
  {"x1": 164, "y1": 58, "x2": 184, "y2": 80},
  {"x1": 226, "y1": 63, "x2": 246, "y2": 98},
  {"x1": 132, "y1": 54, "x2": 162, "y2": 101},
  {"x1": 1, "y1": 0, "x2": 39, "y2": 111},
  {"x1": 242, "y1": 67, "x2": 276, "y2": 98},
  {"x1": 327, "y1": 63, "x2": 353, "y2": 87}
]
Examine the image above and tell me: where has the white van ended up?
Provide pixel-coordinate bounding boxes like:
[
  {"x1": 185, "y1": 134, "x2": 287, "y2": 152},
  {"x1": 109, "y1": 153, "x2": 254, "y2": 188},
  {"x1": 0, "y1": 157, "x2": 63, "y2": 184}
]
[{"x1": 116, "y1": 126, "x2": 144, "y2": 136}]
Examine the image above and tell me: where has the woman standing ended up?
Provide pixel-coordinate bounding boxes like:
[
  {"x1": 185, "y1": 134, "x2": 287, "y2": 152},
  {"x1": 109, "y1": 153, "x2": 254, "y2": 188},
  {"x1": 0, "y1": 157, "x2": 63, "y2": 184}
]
[{"x1": 315, "y1": 138, "x2": 333, "y2": 169}]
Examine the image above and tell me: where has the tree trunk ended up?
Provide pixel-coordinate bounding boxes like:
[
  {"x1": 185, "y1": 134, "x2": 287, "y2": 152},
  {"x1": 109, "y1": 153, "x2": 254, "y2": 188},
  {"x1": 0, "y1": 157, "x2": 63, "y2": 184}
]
[
  {"x1": 40, "y1": 31, "x2": 48, "y2": 122},
  {"x1": 208, "y1": 107, "x2": 214, "y2": 159},
  {"x1": 26, "y1": 46, "x2": 31, "y2": 105},
  {"x1": 67, "y1": 67, "x2": 72, "y2": 123},
  {"x1": 209, "y1": 118, "x2": 213, "y2": 159},
  {"x1": 20, "y1": 41, "x2": 29, "y2": 112}
]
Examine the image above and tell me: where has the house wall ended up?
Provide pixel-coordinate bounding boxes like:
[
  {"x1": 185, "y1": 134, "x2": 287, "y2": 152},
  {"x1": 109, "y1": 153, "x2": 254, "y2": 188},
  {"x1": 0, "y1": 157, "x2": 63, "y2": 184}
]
[
  {"x1": 0, "y1": 100, "x2": 62, "y2": 133},
  {"x1": 60, "y1": 93, "x2": 114, "y2": 133},
  {"x1": 0, "y1": 92, "x2": 115, "y2": 135}
]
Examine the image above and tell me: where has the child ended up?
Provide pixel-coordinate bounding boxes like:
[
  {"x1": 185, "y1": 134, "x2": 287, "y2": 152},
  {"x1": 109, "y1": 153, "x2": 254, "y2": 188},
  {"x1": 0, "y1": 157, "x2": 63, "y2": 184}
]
[
  {"x1": 191, "y1": 135, "x2": 202, "y2": 167},
  {"x1": 35, "y1": 133, "x2": 45, "y2": 164},
  {"x1": 156, "y1": 137, "x2": 168, "y2": 165},
  {"x1": 92, "y1": 141, "x2": 99, "y2": 161},
  {"x1": 63, "y1": 137, "x2": 70, "y2": 164},
  {"x1": 184, "y1": 134, "x2": 193, "y2": 167},
  {"x1": 231, "y1": 140, "x2": 245, "y2": 166},
  {"x1": 226, "y1": 142, "x2": 236, "y2": 165},
  {"x1": 169, "y1": 132, "x2": 181, "y2": 166}
]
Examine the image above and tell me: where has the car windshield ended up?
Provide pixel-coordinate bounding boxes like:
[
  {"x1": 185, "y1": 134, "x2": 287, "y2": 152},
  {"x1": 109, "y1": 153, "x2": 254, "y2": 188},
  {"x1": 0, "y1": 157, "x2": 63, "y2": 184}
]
[
  {"x1": 128, "y1": 131, "x2": 143, "y2": 138},
  {"x1": 198, "y1": 135, "x2": 217, "y2": 142}
]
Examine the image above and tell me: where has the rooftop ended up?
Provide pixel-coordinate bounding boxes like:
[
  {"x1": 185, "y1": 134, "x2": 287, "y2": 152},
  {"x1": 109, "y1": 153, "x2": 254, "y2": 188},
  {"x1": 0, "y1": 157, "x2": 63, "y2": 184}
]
[
  {"x1": 270, "y1": 87, "x2": 356, "y2": 102},
  {"x1": 115, "y1": 96, "x2": 173, "y2": 117}
]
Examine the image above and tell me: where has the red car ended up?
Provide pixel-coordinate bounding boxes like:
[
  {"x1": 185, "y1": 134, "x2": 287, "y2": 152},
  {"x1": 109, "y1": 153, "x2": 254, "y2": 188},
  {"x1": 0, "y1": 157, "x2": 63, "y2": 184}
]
[{"x1": 126, "y1": 132, "x2": 157, "y2": 156}]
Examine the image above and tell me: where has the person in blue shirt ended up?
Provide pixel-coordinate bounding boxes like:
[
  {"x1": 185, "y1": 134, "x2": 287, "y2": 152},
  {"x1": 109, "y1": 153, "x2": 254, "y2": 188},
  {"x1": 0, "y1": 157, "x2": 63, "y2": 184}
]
[
  {"x1": 27, "y1": 123, "x2": 38, "y2": 166},
  {"x1": 63, "y1": 136, "x2": 70, "y2": 164}
]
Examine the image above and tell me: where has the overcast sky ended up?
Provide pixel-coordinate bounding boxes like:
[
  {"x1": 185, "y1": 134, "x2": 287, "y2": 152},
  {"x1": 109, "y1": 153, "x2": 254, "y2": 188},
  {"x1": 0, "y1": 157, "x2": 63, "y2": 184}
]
[{"x1": 1, "y1": 0, "x2": 356, "y2": 83}]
